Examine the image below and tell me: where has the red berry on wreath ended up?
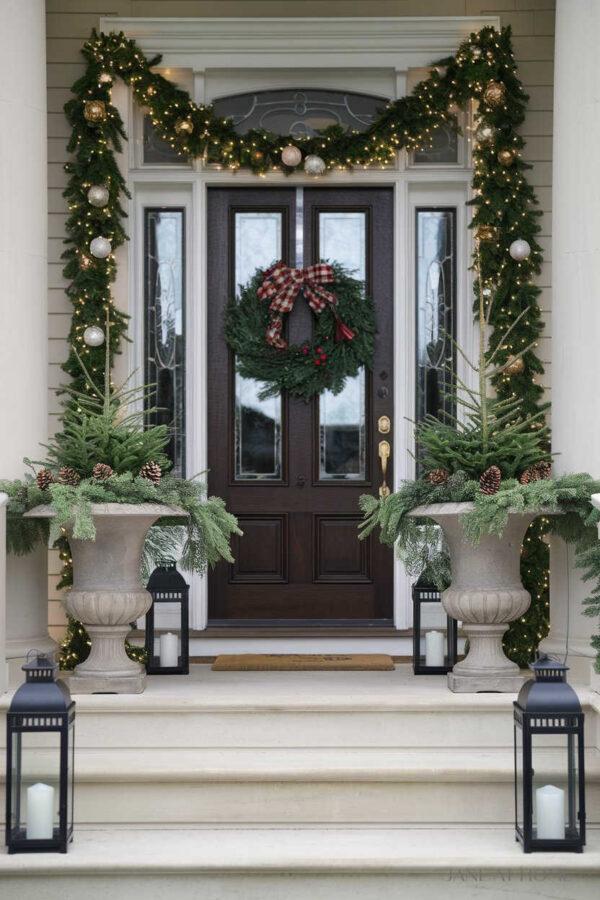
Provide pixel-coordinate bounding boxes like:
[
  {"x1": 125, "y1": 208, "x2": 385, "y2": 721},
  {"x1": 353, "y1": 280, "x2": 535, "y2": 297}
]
[
  {"x1": 314, "y1": 359, "x2": 321, "y2": 366},
  {"x1": 302, "y1": 346, "x2": 309, "y2": 355},
  {"x1": 316, "y1": 347, "x2": 323, "y2": 354}
]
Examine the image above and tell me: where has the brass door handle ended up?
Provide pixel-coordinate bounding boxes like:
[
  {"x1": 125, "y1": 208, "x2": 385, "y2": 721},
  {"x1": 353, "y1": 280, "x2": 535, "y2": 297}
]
[{"x1": 378, "y1": 440, "x2": 391, "y2": 498}]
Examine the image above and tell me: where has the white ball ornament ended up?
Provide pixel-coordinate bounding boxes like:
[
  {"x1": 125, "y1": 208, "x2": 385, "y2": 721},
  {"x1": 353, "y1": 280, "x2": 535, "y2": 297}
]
[
  {"x1": 475, "y1": 123, "x2": 495, "y2": 144},
  {"x1": 87, "y1": 185, "x2": 109, "y2": 208},
  {"x1": 281, "y1": 144, "x2": 302, "y2": 167},
  {"x1": 509, "y1": 239, "x2": 531, "y2": 261},
  {"x1": 89, "y1": 236, "x2": 112, "y2": 259},
  {"x1": 83, "y1": 325, "x2": 105, "y2": 347},
  {"x1": 304, "y1": 154, "x2": 326, "y2": 176}
]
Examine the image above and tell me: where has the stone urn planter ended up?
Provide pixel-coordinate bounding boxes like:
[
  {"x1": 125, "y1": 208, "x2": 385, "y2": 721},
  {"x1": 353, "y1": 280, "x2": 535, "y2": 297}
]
[
  {"x1": 410, "y1": 502, "x2": 544, "y2": 693},
  {"x1": 25, "y1": 503, "x2": 186, "y2": 694}
]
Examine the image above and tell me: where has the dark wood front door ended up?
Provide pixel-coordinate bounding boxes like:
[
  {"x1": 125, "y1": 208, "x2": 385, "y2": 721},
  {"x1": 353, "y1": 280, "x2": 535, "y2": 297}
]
[{"x1": 207, "y1": 187, "x2": 394, "y2": 625}]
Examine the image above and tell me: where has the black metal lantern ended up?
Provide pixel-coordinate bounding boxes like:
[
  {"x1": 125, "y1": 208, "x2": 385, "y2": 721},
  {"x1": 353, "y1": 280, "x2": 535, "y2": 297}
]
[
  {"x1": 145, "y1": 560, "x2": 190, "y2": 675},
  {"x1": 412, "y1": 581, "x2": 458, "y2": 675},
  {"x1": 5, "y1": 652, "x2": 75, "y2": 854},
  {"x1": 514, "y1": 656, "x2": 585, "y2": 853}
]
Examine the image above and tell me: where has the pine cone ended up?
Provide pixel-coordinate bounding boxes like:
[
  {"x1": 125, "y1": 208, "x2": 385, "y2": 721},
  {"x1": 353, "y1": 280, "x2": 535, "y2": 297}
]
[
  {"x1": 58, "y1": 466, "x2": 81, "y2": 486},
  {"x1": 36, "y1": 468, "x2": 54, "y2": 491},
  {"x1": 533, "y1": 460, "x2": 552, "y2": 481},
  {"x1": 426, "y1": 468, "x2": 449, "y2": 486},
  {"x1": 139, "y1": 461, "x2": 162, "y2": 484},
  {"x1": 519, "y1": 468, "x2": 532, "y2": 485},
  {"x1": 480, "y1": 465, "x2": 502, "y2": 495},
  {"x1": 92, "y1": 462, "x2": 113, "y2": 481}
]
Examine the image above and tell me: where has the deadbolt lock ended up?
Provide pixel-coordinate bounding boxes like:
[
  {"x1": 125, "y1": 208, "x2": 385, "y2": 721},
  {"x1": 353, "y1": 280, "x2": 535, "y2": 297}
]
[{"x1": 377, "y1": 415, "x2": 391, "y2": 434}]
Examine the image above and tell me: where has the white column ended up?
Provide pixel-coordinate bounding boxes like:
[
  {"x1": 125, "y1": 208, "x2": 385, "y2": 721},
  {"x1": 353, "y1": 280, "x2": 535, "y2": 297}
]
[
  {"x1": 541, "y1": 0, "x2": 600, "y2": 683},
  {"x1": 0, "y1": 1, "x2": 54, "y2": 682}
]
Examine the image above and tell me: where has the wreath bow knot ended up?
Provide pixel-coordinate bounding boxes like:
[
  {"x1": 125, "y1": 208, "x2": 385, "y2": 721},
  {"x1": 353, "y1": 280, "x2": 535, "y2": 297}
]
[{"x1": 257, "y1": 261, "x2": 353, "y2": 349}]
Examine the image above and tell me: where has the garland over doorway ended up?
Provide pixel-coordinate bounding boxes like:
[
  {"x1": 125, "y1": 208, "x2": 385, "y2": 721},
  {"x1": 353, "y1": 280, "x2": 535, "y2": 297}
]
[{"x1": 62, "y1": 24, "x2": 547, "y2": 664}]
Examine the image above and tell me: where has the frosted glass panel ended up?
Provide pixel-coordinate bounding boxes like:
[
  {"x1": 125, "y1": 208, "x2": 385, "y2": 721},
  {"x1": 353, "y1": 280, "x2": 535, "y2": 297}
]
[
  {"x1": 319, "y1": 211, "x2": 366, "y2": 278},
  {"x1": 318, "y1": 211, "x2": 367, "y2": 480},
  {"x1": 234, "y1": 211, "x2": 283, "y2": 480}
]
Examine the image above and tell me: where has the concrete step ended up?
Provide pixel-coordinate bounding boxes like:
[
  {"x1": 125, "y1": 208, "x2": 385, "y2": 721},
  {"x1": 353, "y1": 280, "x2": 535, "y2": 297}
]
[
  {"x1": 3, "y1": 746, "x2": 599, "y2": 826},
  {"x1": 1, "y1": 826, "x2": 599, "y2": 899},
  {"x1": 3, "y1": 666, "x2": 597, "y2": 751}
]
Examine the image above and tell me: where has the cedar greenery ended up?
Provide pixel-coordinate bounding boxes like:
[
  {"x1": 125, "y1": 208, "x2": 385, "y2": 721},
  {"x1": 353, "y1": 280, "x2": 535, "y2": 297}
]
[
  {"x1": 61, "y1": 24, "x2": 548, "y2": 661},
  {"x1": 360, "y1": 474, "x2": 600, "y2": 671},
  {"x1": 225, "y1": 264, "x2": 375, "y2": 401}
]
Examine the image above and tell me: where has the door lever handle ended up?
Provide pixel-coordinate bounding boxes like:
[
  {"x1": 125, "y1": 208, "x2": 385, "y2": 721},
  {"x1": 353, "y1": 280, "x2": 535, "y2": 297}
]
[
  {"x1": 296, "y1": 474, "x2": 306, "y2": 488},
  {"x1": 378, "y1": 440, "x2": 391, "y2": 498}
]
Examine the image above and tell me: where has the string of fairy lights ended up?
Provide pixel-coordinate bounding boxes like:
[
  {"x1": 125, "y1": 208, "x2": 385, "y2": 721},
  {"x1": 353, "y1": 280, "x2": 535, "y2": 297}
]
[{"x1": 60, "y1": 24, "x2": 547, "y2": 664}]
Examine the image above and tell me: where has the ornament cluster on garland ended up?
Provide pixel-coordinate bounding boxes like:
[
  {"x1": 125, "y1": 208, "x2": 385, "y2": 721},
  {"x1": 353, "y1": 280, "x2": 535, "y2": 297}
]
[{"x1": 60, "y1": 24, "x2": 547, "y2": 664}]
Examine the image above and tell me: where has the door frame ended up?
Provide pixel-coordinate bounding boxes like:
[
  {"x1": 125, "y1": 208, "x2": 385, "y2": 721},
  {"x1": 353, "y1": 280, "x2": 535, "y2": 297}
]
[{"x1": 104, "y1": 14, "x2": 487, "y2": 648}]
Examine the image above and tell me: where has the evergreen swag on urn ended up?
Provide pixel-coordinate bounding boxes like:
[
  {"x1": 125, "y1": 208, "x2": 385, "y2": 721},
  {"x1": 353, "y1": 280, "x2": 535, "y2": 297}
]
[{"x1": 0, "y1": 332, "x2": 241, "y2": 692}]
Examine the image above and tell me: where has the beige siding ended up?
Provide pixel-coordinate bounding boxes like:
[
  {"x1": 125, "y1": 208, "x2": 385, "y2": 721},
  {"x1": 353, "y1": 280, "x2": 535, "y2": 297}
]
[{"x1": 46, "y1": 0, "x2": 555, "y2": 630}]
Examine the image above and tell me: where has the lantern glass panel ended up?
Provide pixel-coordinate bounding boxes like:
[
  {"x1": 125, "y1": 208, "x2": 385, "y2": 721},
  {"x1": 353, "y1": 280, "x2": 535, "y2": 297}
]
[
  {"x1": 418, "y1": 601, "x2": 448, "y2": 665},
  {"x1": 10, "y1": 730, "x2": 61, "y2": 841},
  {"x1": 531, "y1": 732, "x2": 580, "y2": 842},
  {"x1": 514, "y1": 722, "x2": 524, "y2": 837},
  {"x1": 68, "y1": 720, "x2": 75, "y2": 837}
]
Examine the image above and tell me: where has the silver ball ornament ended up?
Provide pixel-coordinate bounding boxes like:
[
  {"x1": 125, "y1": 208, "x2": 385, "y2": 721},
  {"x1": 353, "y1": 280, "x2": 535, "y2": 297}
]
[
  {"x1": 83, "y1": 325, "x2": 105, "y2": 347},
  {"x1": 89, "y1": 236, "x2": 112, "y2": 259},
  {"x1": 281, "y1": 144, "x2": 302, "y2": 167},
  {"x1": 472, "y1": 47, "x2": 482, "y2": 60},
  {"x1": 99, "y1": 72, "x2": 113, "y2": 85},
  {"x1": 509, "y1": 239, "x2": 531, "y2": 261},
  {"x1": 87, "y1": 184, "x2": 109, "y2": 208},
  {"x1": 304, "y1": 154, "x2": 326, "y2": 176},
  {"x1": 475, "y1": 123, "x2": 495, "y2": 144}
]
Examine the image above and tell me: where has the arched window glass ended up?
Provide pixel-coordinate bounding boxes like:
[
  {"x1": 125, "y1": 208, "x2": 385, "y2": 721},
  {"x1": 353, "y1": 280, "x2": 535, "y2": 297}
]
[{"x1": 212, "y1": 88, "x2": 387, "y2": 137}]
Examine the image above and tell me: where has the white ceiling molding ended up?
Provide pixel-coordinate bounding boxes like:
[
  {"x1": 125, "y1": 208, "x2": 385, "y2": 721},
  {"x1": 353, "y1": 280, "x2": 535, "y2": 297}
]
[{"x1": 99, "y1": 16, "x2": 500, "y2": 72}]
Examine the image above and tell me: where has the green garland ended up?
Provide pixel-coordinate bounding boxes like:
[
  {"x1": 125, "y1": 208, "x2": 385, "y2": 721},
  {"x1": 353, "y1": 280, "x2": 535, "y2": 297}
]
[
  {"x1": 225, "y1": 265, "x2": 375, "y2": 401},
  {"x1": 61, "y1": 24, "x2": 548, "y2": 662}
]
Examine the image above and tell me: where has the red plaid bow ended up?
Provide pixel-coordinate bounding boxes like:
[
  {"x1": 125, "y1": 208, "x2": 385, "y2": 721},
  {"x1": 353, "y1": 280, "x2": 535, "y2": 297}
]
[{"x1": 257, "y1": 261, "x2": 339, "y2": 349}]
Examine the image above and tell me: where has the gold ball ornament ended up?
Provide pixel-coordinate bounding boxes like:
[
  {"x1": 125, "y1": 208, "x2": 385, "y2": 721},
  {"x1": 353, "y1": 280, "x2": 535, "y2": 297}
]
[
  {"x1": 98, "y1": 72, "x2": 113, "y2": 85},
  {"x1": 475, "y1": 123, "x2": 495, "y2": 144},
  {"x1": 475, "y1": 224, "x2": 498, "y2": 242},
  {"x1": 84, "y1": 99, "x2": 107, "y2": 123},
  {"x1": 483, "y1": 81, "x2": 506, "y2": 107},
  {"x1": 174, "y1": 118, "x2": 194, "y2": 136},
  {"x1": 504, "y1": 356, "x2": 525, "y2": 376},
  {"x1": 252, "y1": 150, "x2": 264, "y2": 161},
  {"x1": 79, "y1": 254, "x2": 93, "y2": 270},
  {"x1": 497, "y1": 149, "x2": 515, "y2": 167},
  {"x1": 146, "y1": 85, "x2": 157, "y2": 97}
]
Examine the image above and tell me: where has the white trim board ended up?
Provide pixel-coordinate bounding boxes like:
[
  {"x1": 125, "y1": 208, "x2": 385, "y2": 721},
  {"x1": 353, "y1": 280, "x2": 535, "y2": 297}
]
[{"x1": 102, "y1": 15, "x2": 490, "y2": 651}]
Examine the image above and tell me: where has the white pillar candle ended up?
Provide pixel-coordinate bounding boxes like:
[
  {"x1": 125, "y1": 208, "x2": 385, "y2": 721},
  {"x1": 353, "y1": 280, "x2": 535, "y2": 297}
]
[
  {"x1": 536, "y1": 784, "x2": 565, "y2": 840},
  {"x1": 159, "y1": 632, "x2": 179, "y2": 668},
  {"x1": 26, "y1": 782, "x2": 55, "y2": 839},
  {"x1": 425, "y1": 630, "x2": 445, "y2": 667}
]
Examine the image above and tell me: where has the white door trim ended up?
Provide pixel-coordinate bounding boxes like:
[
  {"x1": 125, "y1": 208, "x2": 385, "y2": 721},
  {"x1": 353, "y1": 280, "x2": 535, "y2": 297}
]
[{"x1": 102, "y1": 14, "x2": 491, "y2": 650}]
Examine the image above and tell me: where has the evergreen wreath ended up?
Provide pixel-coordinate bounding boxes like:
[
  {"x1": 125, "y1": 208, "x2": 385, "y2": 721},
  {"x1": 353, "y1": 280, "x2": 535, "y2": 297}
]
[{"x1": 225, "y1": 263, "x2": 375, "y2": 401}]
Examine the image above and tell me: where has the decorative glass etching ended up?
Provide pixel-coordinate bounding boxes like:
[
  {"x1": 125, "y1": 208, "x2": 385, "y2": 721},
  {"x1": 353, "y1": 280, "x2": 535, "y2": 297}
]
[
  {"x1": 318, "y1": 211, "x2": 367, "y2": 480},
  {"x1": 415, "y1": 209, "x2": 456, "y2": 438},
  {"x1": 144, "y1": 209, "x2": 185, "y2": 477},
  {"x1": 234, "y1": 211, "x2": 283, "y2": 480},
  {"x1": 143, "y1": 116, "x2": 186, "y2": 165},
  {"x1": 413, "y1": 124, "x2": 459, "y2": 165},
  {"x1": 213, "y1": 89, "x2": 386, "y2": 137}
]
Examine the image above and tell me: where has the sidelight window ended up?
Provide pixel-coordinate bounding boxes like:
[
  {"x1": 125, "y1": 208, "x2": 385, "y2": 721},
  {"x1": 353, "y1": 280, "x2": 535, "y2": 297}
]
[
  {"x1": 144, "y1": 208, "x2": 186, "y2": 477},
  {"x1": 415, "y1": 208, "x2": 456, "y2": 440}
]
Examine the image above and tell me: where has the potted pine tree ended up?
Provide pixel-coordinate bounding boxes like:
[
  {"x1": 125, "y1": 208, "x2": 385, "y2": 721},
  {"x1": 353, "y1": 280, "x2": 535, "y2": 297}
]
[
  {"x1": 2, "y1": 334, "x2": 240, "y2": 693},
  {"x1": 360, "y1": 268, "x2": 600, "y2": 692}
]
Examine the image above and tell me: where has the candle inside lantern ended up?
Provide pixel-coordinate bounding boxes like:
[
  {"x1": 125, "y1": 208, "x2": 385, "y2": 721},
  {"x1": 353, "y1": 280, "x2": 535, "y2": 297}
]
[
  {"x1": 425, "y1": 630, "x2": 445, "y2": 668},
  {"x1": 159, "y1": 632, "x2": 179, "y2": 668},
  {"x1": 536, "y1": 784, "x2": 565, "y2": 839},
  {"x1": 26, "y1": 782, "x2": 55, "y2": 839}
]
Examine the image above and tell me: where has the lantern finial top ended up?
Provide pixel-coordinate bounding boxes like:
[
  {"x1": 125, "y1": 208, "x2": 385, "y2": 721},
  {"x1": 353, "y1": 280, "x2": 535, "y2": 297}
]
[
  {"x1": 531, "y1": 655, "x2": 568, "y2": 683},
  {"x1": 22, "y1": 650, "x2": 58, "y2": 683}
]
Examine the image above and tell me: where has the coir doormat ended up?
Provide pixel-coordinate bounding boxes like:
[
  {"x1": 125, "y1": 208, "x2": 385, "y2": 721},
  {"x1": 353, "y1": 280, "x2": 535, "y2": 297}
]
[{"x1": 212, "y1": 653, "x2": 395, "y2": 671}]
